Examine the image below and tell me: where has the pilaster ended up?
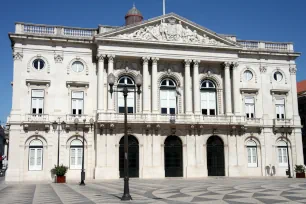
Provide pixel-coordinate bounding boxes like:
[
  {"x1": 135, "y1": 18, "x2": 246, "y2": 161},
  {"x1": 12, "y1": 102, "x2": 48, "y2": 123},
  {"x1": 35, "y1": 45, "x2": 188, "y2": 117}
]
[
  {"x1": 184, "y1": 59, "x2": 192, "y2": 114},
  {"x1": 107, "y1": 55, "x2": 115, "y2": 112},
  {"x1": 151, "y1": 57, "x2": 159, "y2": 114},
  {"x1": 223, "y1": 62, "x2": 232, "y2": 115},
  {"x1": 142, "y1": 57, "x2": 150, "y2": 113},
  {"x1": 193, "y1": 60, "x2": 200, "y2": 115}
]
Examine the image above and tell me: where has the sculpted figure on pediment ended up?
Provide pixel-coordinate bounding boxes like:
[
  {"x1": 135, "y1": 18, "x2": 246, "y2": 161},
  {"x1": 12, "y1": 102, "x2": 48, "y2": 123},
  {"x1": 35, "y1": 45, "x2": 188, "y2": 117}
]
[{"x1": 116, "y1": 18, "x2": 226, "y2": 46}]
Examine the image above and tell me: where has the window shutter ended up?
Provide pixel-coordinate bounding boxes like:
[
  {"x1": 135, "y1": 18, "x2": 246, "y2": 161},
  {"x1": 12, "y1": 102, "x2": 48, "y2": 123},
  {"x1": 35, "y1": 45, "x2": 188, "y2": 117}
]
[
  {"x1": 36, "y1": 148, "x2": 42, "y2": 169},
  {"x1": 118, "y1": 92, "x2": 124, "y2": 107},
  {"x1": 77, "y1": 148, "x2": 82, "y2": 166},
  {"x1": 29, "y1": 149, "x2": 35, "y2": 169},
  {"x1": 168, "y1": 90, "x2": 176, "y2": 109},
  {"x1": 209, "y1": 92, "x2": 216, "y2": 109},
  {"x1": 160, "y1": 90, "x2": 167, "y2": 109},
  {"x1": 70, "y1": 148, "x2": 76, "y2": 167}
]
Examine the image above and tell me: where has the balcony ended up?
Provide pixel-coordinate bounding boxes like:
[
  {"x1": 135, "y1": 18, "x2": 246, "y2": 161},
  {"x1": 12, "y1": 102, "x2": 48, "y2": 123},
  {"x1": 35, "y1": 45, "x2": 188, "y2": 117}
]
[
  {"x1": 98, "y1": 113, "x2": 246, "y2": 125},
  {"x1": 273, "y1": 118, "x2": 292, "y2": 127},
  {"x1": 25, "y1": 114, "x2": 49, "y2": 123},
  {"x1": 65, "y1": 114, "x2": 95, "y2": 124},
  {"x1": 245, "y1": 118, "x2": 262, "y2": 126}
]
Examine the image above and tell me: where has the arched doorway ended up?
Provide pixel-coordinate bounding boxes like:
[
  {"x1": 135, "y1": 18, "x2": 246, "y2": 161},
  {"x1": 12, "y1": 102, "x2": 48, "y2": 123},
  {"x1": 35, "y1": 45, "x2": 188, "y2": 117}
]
[
  {"x1": 119, "y1": 135, "x2": 139, "y2": 178},
  {"x1": 207, "y1": 136, "x2": 225, "y2": 176},
  {"x1": 164, "y1": 136, "x2": 183, "y2": 177}
]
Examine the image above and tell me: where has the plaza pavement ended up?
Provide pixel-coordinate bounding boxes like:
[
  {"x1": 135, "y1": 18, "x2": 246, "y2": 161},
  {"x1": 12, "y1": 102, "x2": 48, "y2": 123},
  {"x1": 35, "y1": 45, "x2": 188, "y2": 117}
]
[{"x1": 0, "y1": 177, "x2": 306, "y2": 203}]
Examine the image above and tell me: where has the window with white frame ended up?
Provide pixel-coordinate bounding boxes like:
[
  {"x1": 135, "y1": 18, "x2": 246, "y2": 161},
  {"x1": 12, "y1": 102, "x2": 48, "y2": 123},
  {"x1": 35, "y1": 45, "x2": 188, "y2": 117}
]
[
  {"x1": 29, "y1": 139, "x2": 43, "y2": 171},
  {"x1": 72, "y1": 91, "x2": 84, "y2": 115},
  {"x1": 277, "y1": 141, "x2": 288, "y2": 166},
  {"x1": 247, "y1": 140, "x2": 257, "y2": 167},
  {"x1": 160, "y1": 78, "x2": 176, "y2": 114},
  {"x1": 70, "y1": 139, "x2": 83, "y2": 169},
  {"x1": 245, "y1": 97, "x2": 255, "y2": 119},
  {"x1": 274, "y1": 71, "x2": 283, "y2": 82},
  {"x1": 31, "y1": 90, "x2": 44, "y2": 115},
  {"x1": 71, "y1": 61, "x2": 84, "y2": 73},
  {"x1": 200, "y1": 80, "x2": 216, "y2": 115},
  {"x1": 118, "y1": 76, "x2": 135, "y2": 113},
  {"x1": 275, "y1": 98, "x2": 285, "y2": 119}
]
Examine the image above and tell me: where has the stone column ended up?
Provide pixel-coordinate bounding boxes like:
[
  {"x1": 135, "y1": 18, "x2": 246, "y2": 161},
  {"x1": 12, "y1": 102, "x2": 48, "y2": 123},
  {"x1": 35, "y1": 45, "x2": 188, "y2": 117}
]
[
  {"x1": 97, "y1": 54, "x2": 105, "y2": 111},
  {"x1": 107, "y1": 55, "x2": 115, "y2": 112},
  {"x1": 224, "y1": 62, "x2": 232, "y2": 115},
  {"x1": 184, "y1": 59, "x2": 192, "y2": 114},
  {"x1": 142, "y1": 57, "x2": 150, "y2": 113},
  {"x1": 193, "y1": 60, "x2": 200, "y2": 115},
  {"x1": 232, "y1": 62, "x2": 240, "y2": 115},
  {"x1": 151, "y1": 57, "x2": 159, "y2": 113}
]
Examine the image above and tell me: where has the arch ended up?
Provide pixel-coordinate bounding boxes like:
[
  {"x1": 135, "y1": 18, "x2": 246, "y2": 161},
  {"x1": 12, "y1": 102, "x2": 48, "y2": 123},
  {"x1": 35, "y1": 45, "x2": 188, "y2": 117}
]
[
  {"x1": 200, "y1": 79, "x2": 216, "y2": 89},
  {"x1": 29, "y1": 139, "x2": 43, "y2": 146},
  {"x1": 270, "y1": 68, "x2": 287, "y2": 84},
  {"x1": 70, "y1": 139, "x2": 82, "y2": 146},
  {"x1": 114, "y1": 69, "x2": 139, "y2": 86},
  {"x1": 207, "y1": 135, "x2": 225, "y2": 176},
  {"x1": 164, "y1": 136, "x2": 183, "y2": 177},
  {"x1": 276, "y1": 137, "x2": 291, "y2": 147},
  {"x1": 25, "y1": 135, "x2": 47, "y2": 147},
  {"x1": 67, "y1": 57, "x2": 89, "y2": 75},
  {"x1": 240, "y1": 66, "x2": 258, "y2": 83},
  {"x1": 244, "y1": 136, "x2": 261, "y2": 147},
  {"x1": 119, "y1": 135, "x2": 139, "y2": 178},
  {"x1": 66, "y1": 135, "x2": 88, "y2": 147},
  {"x1": 199, "y1": 75, "x2": 221, "y2": 88},
  {"x1": 160, "y1": 78, "x2": 177, "y2": 87},
  {"x1": 158, "y1": 73, "x2": 182, "y2": 87}
]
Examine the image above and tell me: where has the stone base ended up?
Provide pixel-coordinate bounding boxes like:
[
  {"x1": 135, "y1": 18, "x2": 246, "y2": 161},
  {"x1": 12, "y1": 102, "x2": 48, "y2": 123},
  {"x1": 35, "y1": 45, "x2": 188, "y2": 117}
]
[
  {"x1": 142, "y1": 166, "x2": 164, "y2": 178},
  {"x1": 94, "y1": 167, "x2": 119, "y2": 179},
  {"x1": 5, "y1": 168, "x2": 21, "y2": 182},
  {"x1": 186, "y1": 166, "x2": 207, "y2": 178}
]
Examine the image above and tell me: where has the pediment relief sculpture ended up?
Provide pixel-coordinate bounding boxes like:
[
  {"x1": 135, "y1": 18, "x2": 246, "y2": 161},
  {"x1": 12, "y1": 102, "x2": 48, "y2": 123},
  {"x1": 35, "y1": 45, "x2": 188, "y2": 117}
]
[{"x1": 114, "y1": 18, "x2": 226, "y2": 46}]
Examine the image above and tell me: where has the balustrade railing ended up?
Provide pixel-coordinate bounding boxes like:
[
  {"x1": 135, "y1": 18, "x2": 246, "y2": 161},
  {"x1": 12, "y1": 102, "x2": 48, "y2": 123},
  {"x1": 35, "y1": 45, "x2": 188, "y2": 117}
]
[
  {"x1": 237, "y1": 40, "x2": 293, "y2": 52},
  {"x1": 25, "y1": 114, "x2": 49, "y2": 122},
  {"x1": 16, "y1": 23, "x2": 97, "y2": 38}
]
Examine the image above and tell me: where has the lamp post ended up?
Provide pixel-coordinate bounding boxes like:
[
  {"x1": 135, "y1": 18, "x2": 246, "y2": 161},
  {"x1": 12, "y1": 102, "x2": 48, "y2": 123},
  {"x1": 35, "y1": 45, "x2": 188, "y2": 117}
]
[
  {"x1": 52, "y1": 118, "x2": 66, "y2": 166},
  {"x1": 280, "y1": 125, "x2": 293, "y2": 178},
  {"x1": 107, "y1": 73, "x2": 142, "y2": 201},
  {"x1": 74, "y1": 117, "x2": 94, "y2": 186}
]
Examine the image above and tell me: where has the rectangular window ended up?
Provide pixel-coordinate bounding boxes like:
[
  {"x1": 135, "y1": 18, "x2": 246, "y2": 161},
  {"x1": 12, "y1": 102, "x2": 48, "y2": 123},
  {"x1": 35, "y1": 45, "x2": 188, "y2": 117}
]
[
  {"x1": 160, "y1": 90, "x2": 176, "y2": 114},
  {"x1": 247, "y1": 146, "x2": 257, "y2": 167},
  {"x1": 72, "y1": 91, "x2": 84, "y2": 115},
  {"x1": 29, "y1": 148, "x2": 43, "y2": 171},
  {"x1": 201, "y1": 91, "x2": 216, "y2": 116},
  {"x1": 245, "y1": 97, "x2": 255, "y2": 119},
  {"x1": 31, "y1": 90, "x2": 44, "y2": 115},
  {"x1": 276, "y1": 99, "x2": 285, "y2": 119},
  {"x1": 118, "y1": 90, "x2": 135, "y2": 113},
  {"x1": 70, "y1": 147, "x2": 82, "y2": 169},
  {"x1": 278, "y1": 147, "x2": 288, "y2": 166}
]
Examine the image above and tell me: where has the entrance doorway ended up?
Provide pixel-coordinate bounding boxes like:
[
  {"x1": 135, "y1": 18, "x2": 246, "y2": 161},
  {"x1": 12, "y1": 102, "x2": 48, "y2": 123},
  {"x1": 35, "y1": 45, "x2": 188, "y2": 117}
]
[
  {"x1": 164, "y1": 136, "x2": 183, "y2": 177},
  {"x1": 119, "y1": 135, "x2": 139, "y2": 178},
  {"x1": 207, "y1": 136, "x2": 225, "y2": 176}
]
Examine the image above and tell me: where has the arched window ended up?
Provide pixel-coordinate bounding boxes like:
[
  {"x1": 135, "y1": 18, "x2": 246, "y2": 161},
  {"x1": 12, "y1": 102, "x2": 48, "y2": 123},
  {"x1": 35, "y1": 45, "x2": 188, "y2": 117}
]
[
  {"x1": 118, "y1": 76, "x2": 136, "y2": 114},
  {"x1": 246, "y1": 140, "x2": 257, "y2": 167},
  {"x1": 200, "y1": 80, "x2": 216, "y2": 115},
  {"x1": 160, "y1": 78, "x2": 177, "y2": 114},
  {"x1": 29, "y1": 139, "x2": 43, "y2": 171},
  {"x1": 277, "y1": 140, "x2": 288, "y2": 166},
  {"x1": 70, "y1": 139, "x2": 83, "y2": 169}
]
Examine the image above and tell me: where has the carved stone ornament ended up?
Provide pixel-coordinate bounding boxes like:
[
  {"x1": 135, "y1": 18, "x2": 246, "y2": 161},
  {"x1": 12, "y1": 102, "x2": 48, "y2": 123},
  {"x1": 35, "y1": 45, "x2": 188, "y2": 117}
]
[
  {"x1": 54, "y1": 54, "x2": 63, "y2": 63},
  {"x1": 97, "y1": 54, "x2": 106, "y2": 62},
  {"x1": 115, "y1": 19, "x2": 226, "y2": 46},
  {"x1": 259, "y1": 66, "x2": 267, "y2": 73},
  {"x1": 289, "y1": 66, "x2": 297, "y2": 75},
  {"x1": 13, "y1": 52, "x2": 23, "y2": 61}
]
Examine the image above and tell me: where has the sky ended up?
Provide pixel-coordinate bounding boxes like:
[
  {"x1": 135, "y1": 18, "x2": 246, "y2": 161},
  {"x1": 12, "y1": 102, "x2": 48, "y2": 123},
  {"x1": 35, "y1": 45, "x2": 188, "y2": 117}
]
[{"x1": 0, "y1": 0, "x2": 305, "y2": 123}]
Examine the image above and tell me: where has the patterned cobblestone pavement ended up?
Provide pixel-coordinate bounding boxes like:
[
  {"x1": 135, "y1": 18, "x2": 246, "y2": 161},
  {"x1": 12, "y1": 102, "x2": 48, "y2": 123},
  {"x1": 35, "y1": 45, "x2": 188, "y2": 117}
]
[{"x1": 0, "y1": 178, "x2": 306, "y2": 203}]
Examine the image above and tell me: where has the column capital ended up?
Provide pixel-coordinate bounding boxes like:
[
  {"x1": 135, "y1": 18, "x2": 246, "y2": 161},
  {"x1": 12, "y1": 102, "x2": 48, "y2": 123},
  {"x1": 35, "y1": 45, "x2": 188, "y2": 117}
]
[
  {"x1": 222, "y1": 62, "x2": 231, "y2": 69},
  {"x1": 193, "y1": 60, "x2": 200, "y2": 66},
  {"x1": 107, "y1": 54, "x2": 115, "y2": 62},
  {"x1": 232, "y1": 62, "x2": 239, "y2": 68},
  {"x1": 184, "y1": 59, "x2": 192, "y2": 65},
  {"x1": 97, "y1": 54, "x2": 106, "y2": 62},
  {"x1": 289, "y1": 66, "x2": 297, "y2": 75},
  {"x1": 142, "y1": 56, "x2": 150, "y2": 64},
  {"x1": 151, "y1": 57, "x2": 159, "y2": 64}
]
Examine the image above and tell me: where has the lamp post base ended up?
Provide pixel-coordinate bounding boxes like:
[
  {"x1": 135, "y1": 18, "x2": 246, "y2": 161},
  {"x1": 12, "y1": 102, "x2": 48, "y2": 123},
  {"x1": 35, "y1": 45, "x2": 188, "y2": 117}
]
[
  {"x1": 121, "y1": 194, "x2": 132, "y2": 201},
  {"x1": 79, "y1": 180, "x2": 86, "y2": 186}
]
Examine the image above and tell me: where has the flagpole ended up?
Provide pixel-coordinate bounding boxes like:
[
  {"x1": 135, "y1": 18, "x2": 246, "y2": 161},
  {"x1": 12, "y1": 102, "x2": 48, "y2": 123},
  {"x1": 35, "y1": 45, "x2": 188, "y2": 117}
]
[{"x1": 163, "y1": 0, "x2": 165, "y2": 15}]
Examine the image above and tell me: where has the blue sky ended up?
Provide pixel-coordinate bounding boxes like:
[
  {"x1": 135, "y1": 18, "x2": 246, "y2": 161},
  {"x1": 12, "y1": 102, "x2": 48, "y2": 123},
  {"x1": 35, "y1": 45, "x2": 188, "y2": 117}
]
[{"x1": 0, "y1": 0, "x2": 305, "y2": 123}]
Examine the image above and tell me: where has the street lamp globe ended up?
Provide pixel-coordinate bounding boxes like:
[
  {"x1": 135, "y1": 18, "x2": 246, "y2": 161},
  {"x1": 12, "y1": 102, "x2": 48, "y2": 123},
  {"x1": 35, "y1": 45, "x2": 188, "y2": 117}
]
[
  {"x1": 107, "y1": 73, "x2": 115, "y2": 85},
  {"x1": 61, "y1": 121, "x2": 66, "y2": 130},
  {"x1": 52, "y1": 121, "x2": 58, "y2": 130},
  {"x1": 135, "y1": 74, "x2": 142, "y2": 86},
  {"x1": 74, "y1": 118, "x2": 79, "y2": 125},
  {"x1": 89, "y1": 118, "x2": 94, "y2": 125}
]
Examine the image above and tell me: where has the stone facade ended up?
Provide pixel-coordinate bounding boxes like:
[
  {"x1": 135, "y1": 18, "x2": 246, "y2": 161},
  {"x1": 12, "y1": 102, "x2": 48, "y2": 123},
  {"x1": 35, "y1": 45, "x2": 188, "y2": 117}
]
[{"x1": 6, "y1": 13, "x2": 303, "y2": 182}]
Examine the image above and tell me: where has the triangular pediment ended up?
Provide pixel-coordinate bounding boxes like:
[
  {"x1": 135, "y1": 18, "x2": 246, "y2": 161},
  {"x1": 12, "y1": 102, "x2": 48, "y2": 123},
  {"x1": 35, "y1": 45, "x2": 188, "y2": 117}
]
[{"x1": 98, "y1": 13, "x2": 241, "y2": 48}]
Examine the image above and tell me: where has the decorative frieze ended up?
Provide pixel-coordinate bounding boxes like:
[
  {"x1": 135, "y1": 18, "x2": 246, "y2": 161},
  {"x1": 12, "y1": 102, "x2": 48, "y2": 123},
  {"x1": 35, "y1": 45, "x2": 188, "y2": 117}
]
[
  {"x1": 13, "y1": 51, "x2": 23, "y2": 61},
  {"x1": 259, "y1": 66, "x2": 267, "y2": 73}
]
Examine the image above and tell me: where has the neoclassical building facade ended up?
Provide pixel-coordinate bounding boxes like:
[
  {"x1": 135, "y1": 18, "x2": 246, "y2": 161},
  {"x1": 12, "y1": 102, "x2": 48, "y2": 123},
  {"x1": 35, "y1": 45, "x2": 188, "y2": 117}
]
[{"x1": 6, "y1": 10, "x2": 304, "y2": 181}]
